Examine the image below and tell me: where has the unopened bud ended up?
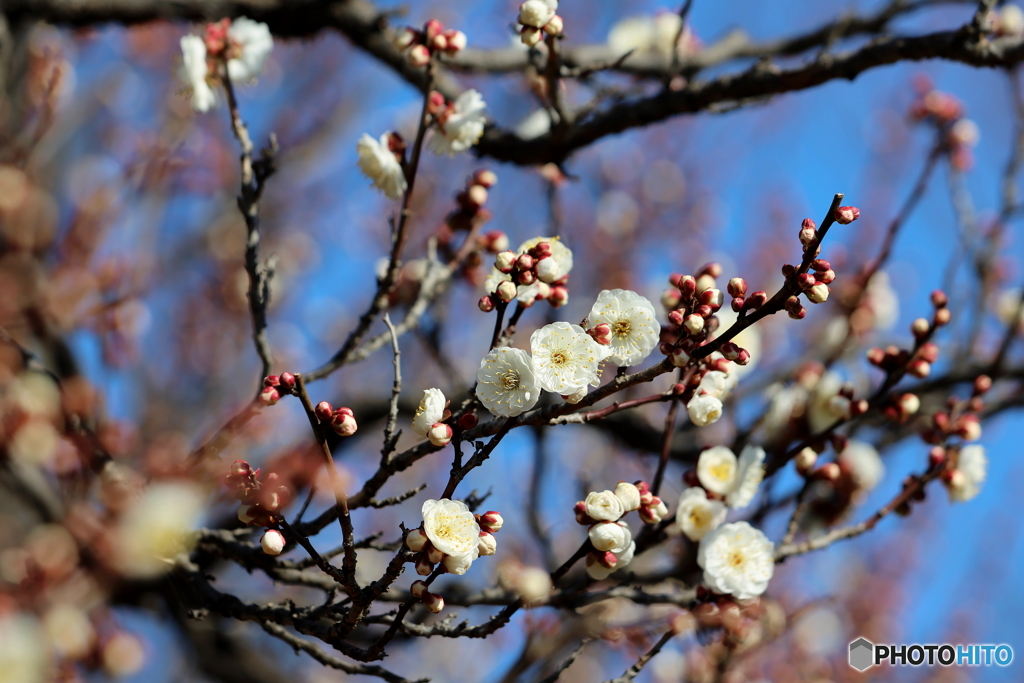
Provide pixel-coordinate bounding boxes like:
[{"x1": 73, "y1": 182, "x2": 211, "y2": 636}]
[
  {"x1": 443, "y1": 29, "x2": 467, "y2": 53},
  {"x1": 278, "y1": 372, "x2": 296, "y2": 390},
  {"x1": 746, "y1": 291, "x2": 768, "y2": 309},
  {"x1": 237, "y1": 504, "x2": 257, "y2": 525},
  {"x1": 699, "y1": 288, "x2": 724, "y2": 308},
  {"x1": 835, "y1": 206, "x2": 861, "y2": 224},
  {"x1": 810, "y1": 259, "x2": 831, "y2": 272},
  {"x1": 934, "y1": 308, "x2": 951, "y2": 326},
  {"x1": 928, "y1": 446, "x2": 946, "y2": 467},
  {"x1": 465, "y1": 184, "x2": 488, "y2": 208},
  {"x1": 408, "y1": 44, "x2": 431, "y2": 66},
  {"x1": 394, "y1": 27, "x2": 419, "y2": 51},
  {"x1": 806, "y1": 283, "x2": 830, "y2": 304},
  {"x1": 410, "y1": 579, "x2": 429, "y2": 599},
  {"x1": 795, "y1": 447, "x2": 817, "y2": 474},
  {"x1": 331, "y1": 410, "x2": 358, "y2": 437},
  {"x1": 917, "y1": 342, "x2": 939, "y2": 363},
  {"x1": 520, "y1": 26, "x2": 543, "y2": 46},
  {"x1": 661, "y1": 288, "x2": 681, "y2": 309},
  {"x1": 727, "y1": 277, "x2": 747, "y2": 298},
  {"x1": 536, "y1": 257, "x2": 560, "y2": 283},
  {"x1": 911, "y1": 317, "x2": 930, "y2": 338},
  {"x1": 422, "y1": 592, "x2": 445, "y2": 613},
  {"x1": 684, "y1": 314, "x2": 705, "y2": 335},
  {"x1": 698, "y1": 262, "x2": 722, "y2": 279},
  {"x1": 474, "y1": 170, "x2": 498, "y2": 189},
  {"x1": 867, "y1": 347, "x2": 886, "y2": 366},
  {"x1": 314, "y1": 401, "x2": 334, "y2": 421},
  {"x1": 734, "y1": 349, "x2": 751, "y2": 366},
  {"x1": 670, "y1": 347, "x2": 691, "y2": 368},
  {"x1": 677, "y1": 274, "x2": 697, "y2": 297},
  {"x1": 477, "y1": 531, "x2": 497, "y2": 556},
  {"x1": 730, "y1": 297, "x2": 745, "y2": 312},
  {"x1": 415, "y1": 555, "x2": 434, "y2": 576},
  {"x1": 796, "y1": 273, "x2": 816, "y2": 290},
  {"x1": 263, "y1": 375, "x2": 280, "y2": 387},
  {"x1": 478, "y1": 511, "x2": 503, "y2": 533},
  {"x1": 429, "y1": 33, "x2": 448, "y2": 51},
  {"x1": 898, "y1": 393, "x2": 921, "y2": 416},
  {"x1": 426, "y1": 545, "x2": 445, "y2": 564},
  {"x1": 405, "y1": 528, "x2": 429, "y2": 552},
  {"x1": 955, "y1": 415, "x2": 981, "y2": 441},
  {"x1": 427, "y1": 422, "x2": 453, "y2": 447},
  {"x1": 548, "y1": 286, "x2": 569, "y2": 308},
  {"x1": 907, "y1": 359, "x2": 931, "y2": 378},
  {"x1": 973, "y1": 375, "x2": 992, "y2": 395},
  {"x1": 495, "y1": 250, "x2": 516, "y2": 273},
  {"x1": 478, "y1": 295, "x2": 496, "y2": 312},
  {"x1": 258, "y1": 386, "x2": 280, "y2": 406},
  {"x1": 931, "y1": 289, "x2": 948, "y2": 308},
  {"x1": 816, "y1": 462, "x2": 841, "y2": 481},
  {"x1": 496, "y1": 280, "x2": 517, "y2": 303},
  {"x1": 818, "y1": 269, "x2": 836, "y2": 284},
  {"x1": 799, "y1": 225, "x2": 816, "y2": 246},
  {"x1": 588, "y1": 323, "x2": 612, "y2": 345},
  {"x1": 260, "y1": 530, "x2": 286, "y2": 556},
  {"x1": 544, "y1": 15, "x2": 564, "y2": 35},
  {"x1": 695, "y1": 273, "x2": 716, "y2": 294}
]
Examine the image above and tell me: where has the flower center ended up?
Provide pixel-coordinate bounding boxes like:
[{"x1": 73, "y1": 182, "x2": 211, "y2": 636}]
[
  {"x1": 709, "y1": 461, "x2": 734, "y2": 482},
  {"x1": 500, "y1": 370, "x2": 521, "y2": 390},
  {"x1": 612, "y1": 319, "x2": 631, "y2": 338},
  {"x1": 689, "y1": 508, "x2": 709, "y2": 527},
  {"x1": 550, "y1": 351, "x2": 568, "y2": 367},
  {"x1": 728, "y1": 550, "x2": 746, "y2": 568}
]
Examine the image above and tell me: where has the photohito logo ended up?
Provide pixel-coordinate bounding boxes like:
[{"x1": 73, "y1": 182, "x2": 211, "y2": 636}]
[{"x1": 848, "y1": 638, "x2": 1013, "y2": 671}]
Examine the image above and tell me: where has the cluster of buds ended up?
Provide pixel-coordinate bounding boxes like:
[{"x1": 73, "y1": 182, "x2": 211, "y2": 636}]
[
  {"x1": 867, "y1": 290, "x2": 949, "y2": 380},
  {"x1": 685, "y1": 594, "x2": 778, "y2": 650},
  {"x1": 574, "y1": 482, "x2": 663, "y2": 579},
  {"x1": 404, "y1": 510, "x2": 503, "y2": 611},
  {"x1": 518, "y1": 0, "x2": 562, "y2": 47},
  {"x1": 313, "y1": 401, "x2": 358, "y2": 437},
  {"x1": 921, "y1": 375, "x2": 988, "y2": 446},
  {"x1": 439, "y1": 170, "x2": 498, "y2": 247},
  {"x1": 258, "y1": 372, "x2": 296, "y2": 406},
  {"x1": 227, "y1": 460, "x2": 293, "y2": 547},
  {"x1": 909, "y1": 76, "x2": 979, "y2": 171},
  {"x1": 394, "y1": 20, "x2": 466, "y2": 67},
  {"x1": 660, "y1": 263, "x2": 752, "y2": 365},
  {"x1": 479, "y1": 239, "x2": 568, "y2": 311}
]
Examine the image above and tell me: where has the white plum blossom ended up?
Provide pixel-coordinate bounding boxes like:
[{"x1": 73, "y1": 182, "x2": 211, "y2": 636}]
[
  {"x1": 587, "y1": 289, "x2": 660, "y2": 367},
  {"x1": 698, "y1": 521, "x2": 775, "y2": 600},
  {"x1": 588, "y1": 521, "x2": 633, "y2": 553},
  {"x1": 613, "y1": 482, "x2": 641, "y2": 512},
  {"x1": 412, "y1": 388, "x2": 446, "y2": 437},
  {"x1": 356, "y1": 133, "x2": 407, "y2": 199},
  {"x1": 675, "y1": 487, "x2": 727, "y2": 541},
  {"x1": 586, "y1": 540, "x2": 636, "y2": 580},
  {"x1": 226, "y1": 17, "x2": 274, "y2": 82},
  {"x1": 531, "y1": 322, "x2": 612, "y2": 394},
  {"x1": 180, "y1": 36, "x2": 216, "y2": 112},
  {"x1": 687, "y1": 393, "x2": 723, "y2": 427},
  {"x1": 428, "y1": 89, "x2": 487, "y2": 156},
  {"x1": 946, "y1": 445, "x2": 988, "y2": 502},
  {"x1": 585, "y1": 490, "x2": 625, "y2": 521},
  {"x1": 696, "y1": 445, "x2": 765, "y2": 508},
  {"x1": 114, "y1": 482, "x2": 204, "y2": 577},
  {"x1": 421, "y1": 499, "x2": 481, "y2": 571},
  {"x1": 476, "y1": 347, "x2": 541, "y2": 417},
  {"x1": 838, "y1": 441, "x2": 885, "y2": 492},
  {"x1": 698, "y1": 370, "x2": 734, "y2": 399},
  {"x1": 807, "y1": 371, "x2": 847, "y2": 433},
  {"x1": 519, "y1": 0, "x2": 558, "y2": 28}
]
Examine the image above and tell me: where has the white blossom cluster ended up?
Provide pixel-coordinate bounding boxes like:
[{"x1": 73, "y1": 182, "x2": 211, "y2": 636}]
[
  {"x1": 575, "y1": 481, "x2": 667, "y2": 580},
  {"x1": 411, "y1": 388, "x2": 453, "y2": 447},
  {"x1": 179, "y1": 17, "x2": 273, "y2": 113}
]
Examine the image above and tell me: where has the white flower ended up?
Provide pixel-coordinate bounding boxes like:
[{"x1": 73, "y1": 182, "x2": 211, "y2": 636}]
[
  {"x1": 476, "y1": 347, "x2": 541, "y2": 417},
  {"x1": 0, "y1": 613, "x2": 51, "y2": 683},
  {"x1": 697, "y1": 521, "x2": 775, "y2": 600},
  {"x1": 587, "y1": 289, "x2": 660, "y2": 367},
  {"x1": 356, "y1": 133, "x2": 407, "y2": 200},
  {"x1": 728, "y1": 445, "x2": 765, "y2": 509},
  {"x1": 687, "y1": 394, "x2": 723, "y2": 427},
  {"x1": 588, "y1": 521, "x2": 632, "y2": 553},
  {"x1": 114, "y1": 482, "x2": 204, "y2": 577},
  {"x1": 585, "y1": 540, "x2": 635, "y2": 580},
  {"x1": 947, "y1": 445, "x2": 987, "y2": 502},
  {"x1": 838, "y1": 441, "x2": 884, "y2": 491},
  {"x1": 428, "y1": 89, "x2": 487, "y2": 156},
  {"x1": 226, "y1": 17, "x2": 273, "y2": 82},
  {"x1": 696, "y1": 445, "x2": 764, "y2": 508},
  {"x1": 519, "y1": 0, "x2": 558, "y2": 28},
  {"x1": 562, "y1": 385, "x2": 588, "y2": 404},
  {"x1": 608, "y1": 12, "x2": 696, "y2": 61},
  {"x1": 531, "y1": 322, "x2": 612, "y2": 394},
  {"x1": 412, "y1": 388, "x2": 446, "y2": 437},
  {"x1": 676, "y1": 487, "x2": 727, "y2": 541},
  {"x1": 585, "y1": 490, "x2": 624, "y2": 521},
  {"x1": 698, "y1": 370, "x2": 732, "y2": 399},
  {"x1": 614, "y1": 482, "x2": 641, "y2": 512},
  {"x1": 421, "y1": 499, "x2": 481, "y2": 564},
  {"x1": 180, "y1": 36, "x2": 216, "y2": 112}
]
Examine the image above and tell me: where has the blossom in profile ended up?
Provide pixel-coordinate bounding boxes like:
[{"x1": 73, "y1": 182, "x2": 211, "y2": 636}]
[
  {"x1": 687, "y1": 393, "x2": 723, "y2": 427},
  {"x1": 113, "y1": 482, "x2": 204, "y2": 578},
  {"x1": 356, "y1": 133, "x2": 407, "y2": 199},
  {"x1": 697, "y1": 521, "x2": 774, "y2": 599},
  {"x1": 412, "y1": 388, "x2": 446, "y2": 437},
  {"x1": 421, "y1": 499, "x2": 481, "y2": 574},
  {"x1": 428, "y1": 89, "x2": 487, "y2": 156},
  {"x1": 696, "y1": 445, "x2": 765, "y2": 508},
  {"x1": 944, "y1": 445, "x2": 987, "y2": 502},
  {"x1": 675, "y1": 487, "x2": 727, "y2": 541},
  {"x1": 531, "y1": 322, "x2": 612, "y2": 394},
  {"x1": 476, "y1": 347, "x2": 540, "y2": 417},
  {"x1": 587, "y1": 289, "x2": 660, "y2": 367},
  {"x1": 180, "y1": 36, "x2": 216, "y2": 112}
]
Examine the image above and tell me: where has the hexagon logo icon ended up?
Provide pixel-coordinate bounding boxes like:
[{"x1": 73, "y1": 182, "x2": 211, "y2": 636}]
[{"x1": 849, "y1": 637, "x2": 874, "y2": 671}]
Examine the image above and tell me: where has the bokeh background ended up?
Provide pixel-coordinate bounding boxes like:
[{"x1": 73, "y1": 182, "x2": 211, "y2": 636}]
[{"x1": 2, "y1": 0, "x2": 1023, "y2": 680}]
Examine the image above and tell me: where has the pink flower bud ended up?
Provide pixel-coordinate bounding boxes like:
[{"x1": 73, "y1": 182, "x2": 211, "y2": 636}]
[
  {"x1": 907, "y1": 359, "x2": 931, "y2": 378},
  {"x1": 695, "y1": 273, "x2": 716, "y2": 294},
  {"x1": 934, "y1": 308, "x2": 951, "y2": 326},
  {"x1": 544, "y1": 15, "x2": 564, "y2": 35},
  {"x1": 799, "y1": 225, "x2": 816, "y2": 246},
  {"x1": 730, "y1": 297, "x2": 745, "y2": 312},
  {"x1": 535, "y1": 257, "x2": 560, "y2": 283},
  {"x1": 801, "y1": 217, "x2": 817, "y2": 231},
  {"x1": 496, "y1": 280, "x2": 517, "y2": 303},
  {"x1": 931, "y1": 289, "x2": 948, "y2": 308},
  {"x1": 410, "y1": 579, "x2": 429, "y2": 599},
  {"x1": 898, "y1": 393, "x2": 920, "y2": 416},
  {"x1": 279, "y1": 372, "x2": 296, "y2": 390},
  {"x1": 477, "y1": 531, "x2": 497, "y2": 556},
  {"x1": 796, "y1": 273, "x2": 816, "y2": 290},
  {"x1": 788, "y1": 306, "x2": 807, "y2": 320},
  {"x1": 670, "y1": 347, "x2": 691, "y2": 368},
  {"x1": 478, "y1": 511, "x2": 503, "y2": 533},
  {"x1": 734, "y1": 349, "x2": 751, "y2": 366},
  {"x1": 835, "y1": 206, "x2": 860, "y2": 224},
  {"x1": 515, "y1": 254, "x2": 535, "y2": 272},
  {"x1": 426, "y1": 545, "x2": 445, "y2": 564},
  {"x1": 443, "y1": 29, "x2": 467, "y2": 52},
  {"x1": 866, "y1": 347, "x2": 886, "y2": 366},
  {"x1": 699, "y1": 288, "x2": 724, "y2": 308},
  {"x1": 408, "y1": 44, "x2": 431, "y2": 66},
  {"x1": 810, "y1": 259, "x2": 830, "y2": 271},
  {"x1": 928, "y1": 446, "x2": 946, "y2": 467},
  {"x1": 746, "y1": 291, "x2": 768, "y2": 309},
  {"x1": 693, "y1": 304, "x2": 711, "y2": 318},
  {"x1": 263, "y1": 375, "x2": 280, "y2": 387},
  {"x1": 423, "y1": 19, "x2": 444, "y2": 40},
  {"x1": 727, "y1": 277, "x2": 747, "y2": 298},
  {"x1": 806, "y1": 283, "x2": 830, "y2": 304},
  {"x1": 494, "y1": 250, "x2": 516, "y2": 273},
  {"x1": 260, "y1": 529, "x2": 286, "y2": 556},
  {"x1": 258, "y1": 386, "x2": 280, "y2": 406},
  {"x1": 917, "y1": 342, "x2": 939, "y2": 363},
  {"x1": 422, "y1": 592, "x2": 445, "y2": 613},
  {"x1": 698, "y1": 262, "x2": 722, "y2": 279},
  {"x1": 781, "y1": 263, "x2": 797, "y2": 277},
  {"x1": 588, "y1": 323, "x2": 612, "y2": 345},
  {"x1": 683, "y1": 314, "x2": 704, "y2": 335},
  {"x1": 405, "y1": 528, "x2": 429, "y2": 552},
  {"x1": 974, "y1": 375, "x2": 992, "y2": 395},
  {"x1": 415, "y1": 555, "x2": 434, "y2": 576},
  {"x1": 237, "y1": 504, "x2": 257, "y2": 525},
  {"x1": 331, "y1": 410, "x2": 358, "y2": 437},
  {"x1": 818, "y1": 269, "x2": 836, "y2": 284},
  {"x1": 668, "y1": 309, "x2": 685, "y2": 327},
  {"x1": 230, "y1": 460, "x2": 252, "y2": 478},
  {"x1": 548, "y1": 286, "x2": 569, "y2": 308},
  {"x1": 677, "y1": 274, "x2": 697, "y2": 297},
  {"x1": 816, "y1": 463, "x2": 841, "y2": 481},
  {"x1": 427, "y1": 422, "x2": 453, "y2": 447},
  {"x1": 474, "y1": 170, "x2": 498, "y2": 189},
  {"x1": 911, "y1": 317, "x2": 930, "y2": 338},
  {"x1": 794, "y1": 447, "x2": 817, "y2": 474},
  {"x1": 520, "y1": 26, "x2": 543, "y2": 46},
  {"x1": 464, "y1": 184, "x2": 488, "y2": 208},
  {"x1": 954, "y1": 415, "x2": 981, "y2": 441},
  {"x1": 394, "y1": 27, "x2": 419, "y2": 51},
  {"x1": 478, "y1": 295, "x2": 496, "y2": 313},
  {"x1": 595, "y1": 550, "x2": 618, "y2": 568},
  {"x1": 314, "y1": 401, "x2": 334, "y2": 421},
  {"x1": 661, "y1": 288, "x2": 681, "y2": 309},
  {"x1": 429, "y1": 33, "x2": 448, "y2": 51}
]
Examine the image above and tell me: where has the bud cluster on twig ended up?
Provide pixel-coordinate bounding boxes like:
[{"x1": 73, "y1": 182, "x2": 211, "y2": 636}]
[{"x1": 394, "y1": 20, "x2": 466, "y2": 67}]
